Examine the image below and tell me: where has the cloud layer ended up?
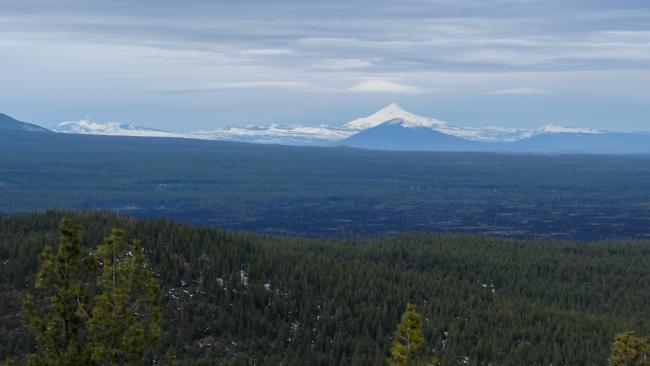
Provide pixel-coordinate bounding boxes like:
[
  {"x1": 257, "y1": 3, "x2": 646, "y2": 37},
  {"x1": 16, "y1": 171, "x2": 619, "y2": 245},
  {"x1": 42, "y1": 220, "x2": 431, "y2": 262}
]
[{"x1": 1, "y1": 0, "x2": 649, "y2": 130}]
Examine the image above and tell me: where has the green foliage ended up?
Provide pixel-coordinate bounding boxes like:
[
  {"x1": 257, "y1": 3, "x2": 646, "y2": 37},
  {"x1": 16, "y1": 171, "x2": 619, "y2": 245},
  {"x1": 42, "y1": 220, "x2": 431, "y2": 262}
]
[
  {"x1": 1, "y1": 212, "x2": 650, "y2": 365},
  {"x1": 389, "y1": 303, "x2": 436, "y2": 366},
  {"x1": 20, "y1": 218, "x2": 160, "y2": 366},
  {"x1": 610, "y1": 332, "x2": 650, "y2": 366},
  {"x1": 23, "y1": 218, "x2": 96, "y2": 366},
  {"x1": 4, "y1": 130, "x2": 650, "y2": 240},
  {"x1": 389, "y1": 303, "x2": 423, "y2": 365},
  {"x1": 88, "y1": 230, "x2": 161, "y2": 365}
]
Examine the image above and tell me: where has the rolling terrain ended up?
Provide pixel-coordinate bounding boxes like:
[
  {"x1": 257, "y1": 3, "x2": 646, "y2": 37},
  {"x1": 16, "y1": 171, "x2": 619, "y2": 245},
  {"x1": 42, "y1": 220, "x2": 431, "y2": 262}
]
[
  {"x1": 2, "y1": 129, "x2": 650, "y2": 240},
  {"x1": 1, "y1": 212, "x2": 649, "y2": 365}
]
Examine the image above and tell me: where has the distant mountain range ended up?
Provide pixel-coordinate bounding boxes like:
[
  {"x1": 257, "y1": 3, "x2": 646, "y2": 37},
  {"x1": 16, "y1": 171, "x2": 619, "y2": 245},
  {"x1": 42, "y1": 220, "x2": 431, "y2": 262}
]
[
  {"x1": 3, "y1": 104, "x2": 649, "y2": 153},
  {"x1": 54, "y1": 119, "x2": 179, "y2": 138},
  {"x1": 53, "y1": 118, "x2": 352, "y2": 145},
  {"x1": 48, "y1": 103, "x2": 604, "y2": 144},
  {"x1": 341, "y1": 118, "x2": 650, "y2": 154},
  {"x1": 53, "y1": 118, "x2": 353, "y2": 146},
  {"x1": 343, "y1": 103, "x2": 535, "y2": 142}
]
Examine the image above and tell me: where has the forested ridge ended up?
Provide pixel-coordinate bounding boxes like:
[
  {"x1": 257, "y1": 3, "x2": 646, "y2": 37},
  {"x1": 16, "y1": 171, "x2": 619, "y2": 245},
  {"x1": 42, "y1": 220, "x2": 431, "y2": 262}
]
[{"x1": 1, "y1": 211, "x2": 650, "y2": 365}]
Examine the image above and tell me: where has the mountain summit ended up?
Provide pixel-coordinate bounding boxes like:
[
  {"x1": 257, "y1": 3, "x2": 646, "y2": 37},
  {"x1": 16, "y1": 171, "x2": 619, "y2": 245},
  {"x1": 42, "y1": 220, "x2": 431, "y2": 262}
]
[
  {"x1": 344, "y1": 103, "x2": 533, "y2": 142},
  {"x1": 344, "y1": 103, "x2": 448, "y2": 130}
]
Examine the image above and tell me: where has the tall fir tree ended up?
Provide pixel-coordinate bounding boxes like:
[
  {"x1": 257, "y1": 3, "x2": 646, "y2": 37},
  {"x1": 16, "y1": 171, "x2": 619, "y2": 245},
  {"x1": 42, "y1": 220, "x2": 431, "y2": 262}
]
[
  {"x1": 388, "y1": 303, "x2": 438, "y2": 366},
  {"x1": 88, "y1": 229, "x2": 161, "y2": 365},
  {"x1": 23, "y1": 219, "x2": 161, "y2": 366},
  {"x1": 23, "y1": 218, "x2": 97, "y2": 366}
]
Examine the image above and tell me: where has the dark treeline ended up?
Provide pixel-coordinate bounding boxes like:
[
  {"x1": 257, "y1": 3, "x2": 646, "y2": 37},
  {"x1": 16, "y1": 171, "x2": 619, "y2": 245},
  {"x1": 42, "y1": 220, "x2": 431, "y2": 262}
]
[{"x1": 1, "y1": 211, "x2": 650, "y2": 365}]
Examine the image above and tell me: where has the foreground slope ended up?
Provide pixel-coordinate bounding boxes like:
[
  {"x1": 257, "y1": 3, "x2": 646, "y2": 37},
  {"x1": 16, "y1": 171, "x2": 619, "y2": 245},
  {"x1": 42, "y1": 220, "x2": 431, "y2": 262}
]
[
  {"x1": 0, "y1": 113, "x2": 50, "y2": 133},
  {"x1": 1, "y1": 212, "x2": 649, "y2": 365}
]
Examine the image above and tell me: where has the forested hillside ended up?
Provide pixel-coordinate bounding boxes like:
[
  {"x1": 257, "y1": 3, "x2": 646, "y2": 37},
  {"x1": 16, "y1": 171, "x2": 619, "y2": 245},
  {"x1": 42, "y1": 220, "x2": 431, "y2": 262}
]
[{"x1": 1, "y1": 212, "x2": 649, "y2": 365}]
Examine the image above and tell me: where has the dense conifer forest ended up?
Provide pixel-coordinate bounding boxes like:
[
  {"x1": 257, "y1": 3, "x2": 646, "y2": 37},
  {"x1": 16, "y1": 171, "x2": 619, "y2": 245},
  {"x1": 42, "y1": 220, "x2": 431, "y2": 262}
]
[
  {"x1": 1, "y1": 211, "x2": 649, "y2": 365},
  {"x1": 3, "y1": 130, "x2": 650, "y2": 240}
]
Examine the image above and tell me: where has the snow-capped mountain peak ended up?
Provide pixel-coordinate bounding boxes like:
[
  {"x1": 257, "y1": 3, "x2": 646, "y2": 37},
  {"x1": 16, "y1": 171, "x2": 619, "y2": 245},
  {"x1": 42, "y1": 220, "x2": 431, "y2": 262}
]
[
  {"x1": 50, "y1": 107, "x2": 611, "y2": 147},
  {"x1": 343, "y1": 104, "x2": 606, "y2": 142},
  {"x1": 344, "y1": 103, "x2": 532, "y2": 142},
  {"x1": 343, "y1": 103, "x2": 448, "y2": 130}
]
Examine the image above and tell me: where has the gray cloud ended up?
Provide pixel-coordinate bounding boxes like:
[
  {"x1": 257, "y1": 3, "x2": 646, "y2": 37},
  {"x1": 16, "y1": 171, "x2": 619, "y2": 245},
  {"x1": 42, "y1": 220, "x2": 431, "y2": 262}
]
[
  {"x1": 486, "y1": 87, "x2": 547, "y2": 95},
  {"x1": 0, "y1": 0, "x2": 649, "y2": 130},
  {"x1": 348, "y1": 79, "x2": 427, "y2": 94}
]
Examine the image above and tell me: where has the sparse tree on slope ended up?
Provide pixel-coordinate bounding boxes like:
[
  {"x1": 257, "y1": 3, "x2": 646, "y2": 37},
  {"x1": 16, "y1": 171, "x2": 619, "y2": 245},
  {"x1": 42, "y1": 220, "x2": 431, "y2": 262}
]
[
  {"x1": 23, "y1": 218, "x2": 97, "y2": 366},
  {"x1": 388, "y1": 303, "x2": 438, "y2": 366},
  {"x1": 610, "y1": 332, "x2": 650, "y2": 366},
  {"x1": 88, "y1": 229, "x2": 161, "y2": 365},
  {"x1": 23, "y1": 219, "x2": 161, "y2": 366}
]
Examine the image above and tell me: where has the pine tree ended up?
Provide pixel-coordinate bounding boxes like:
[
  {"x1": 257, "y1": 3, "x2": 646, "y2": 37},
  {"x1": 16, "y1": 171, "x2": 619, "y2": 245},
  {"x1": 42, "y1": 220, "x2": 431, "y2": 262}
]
[
  {"x1": 88, "y1": 229, "x2": 161, "y2": 365},
  {"x1": 388, "y1": 303, "x2": 437, "y2": 366},
  {"x1": 23, "y1": 218, "x2": 97, "y2": 366},
  {"x1": 609, "y1": 332, "x2": 650, "y2": 366},
  {"x1": 23, "y1": 219, "x2": 161, "y2": 366}
]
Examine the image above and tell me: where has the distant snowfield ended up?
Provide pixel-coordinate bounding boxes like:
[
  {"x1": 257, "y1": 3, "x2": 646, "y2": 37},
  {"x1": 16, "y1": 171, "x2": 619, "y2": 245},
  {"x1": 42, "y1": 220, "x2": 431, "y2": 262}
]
[
  {"x1": 52, "y1": 103, "x2": 603, "y2": 145},
  {"x1": 55, "y1": 119, "x2": 184, "y2": 138},
  {"x1": 55, "y1": 118, "x2": 353, "y2": 145}
]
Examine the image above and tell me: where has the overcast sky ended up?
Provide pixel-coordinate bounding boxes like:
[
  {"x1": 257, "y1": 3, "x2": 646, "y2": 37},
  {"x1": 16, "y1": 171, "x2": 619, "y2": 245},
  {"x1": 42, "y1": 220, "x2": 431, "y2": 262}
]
[{"x1": 1, "y1": 0, "x2": 649, "y2": 131}]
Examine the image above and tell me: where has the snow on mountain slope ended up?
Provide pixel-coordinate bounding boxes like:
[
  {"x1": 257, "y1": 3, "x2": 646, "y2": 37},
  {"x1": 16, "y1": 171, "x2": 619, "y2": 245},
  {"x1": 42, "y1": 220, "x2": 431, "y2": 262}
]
[
  {"x1": 341, "y1": 118, "x2": 486, "y2": 151},
  {"x1": 344, "y1": 103, "x2": 448, "y2": 130},
  {"x1": 55, "y1": 118, "x2": 186, "y2": 138},
  {"x1": 345, "y1": 103, "x2": 534, "y2": 142},
  {"x1": 54, "y1": 118, "x2": 353, "y2": 145},
  {"x1": 197, "y1": 124, "x2": 353, "y2": 144},
  {"x1": 51, "y1": 105, "x2": 605, "y2": 146},
  {"x1": 534, "y1": 124, "x2": 602, "y2": 135}
]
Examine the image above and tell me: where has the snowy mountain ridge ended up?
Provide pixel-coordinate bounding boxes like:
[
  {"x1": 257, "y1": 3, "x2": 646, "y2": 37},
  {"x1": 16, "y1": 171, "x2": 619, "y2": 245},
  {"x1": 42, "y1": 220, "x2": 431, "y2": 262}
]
[
  {"x1": 55, "y1": 118, "x2": 182, "y2": 138},
  {"x1": 54, "y1": 118, "x2": 354, "y2": 145},
  {"x1": 52, "y1": 104, "x2": 604, "y2": 145}
]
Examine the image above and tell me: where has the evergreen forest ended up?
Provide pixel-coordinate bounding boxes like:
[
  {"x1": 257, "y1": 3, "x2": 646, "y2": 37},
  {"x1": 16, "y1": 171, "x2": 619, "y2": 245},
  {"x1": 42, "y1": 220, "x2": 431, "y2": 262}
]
[{"x1": 1, "y1": 211, "x2": 649, "y2": 365}]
